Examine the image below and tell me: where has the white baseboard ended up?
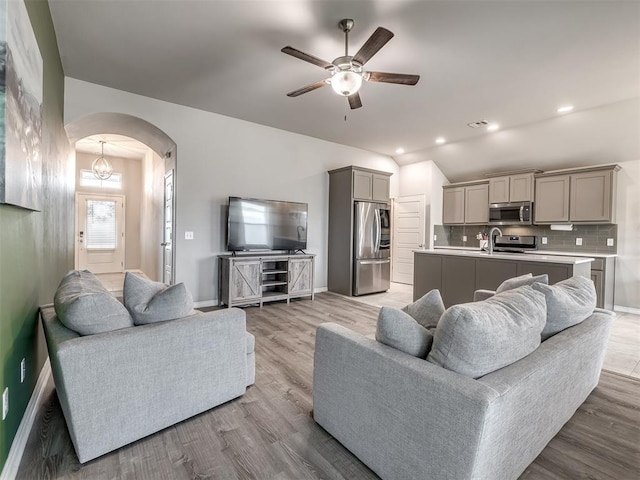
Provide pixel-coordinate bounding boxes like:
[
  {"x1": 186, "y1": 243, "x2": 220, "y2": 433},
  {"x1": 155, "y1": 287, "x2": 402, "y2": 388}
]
[
  {"x1": 193, "y1": 299, "x2": 219, "y2": 308},
  {"x1": 614, "y1": 305, "x2": 640, "y2": 316},
  {"x1": 314, "y1": 286, "x2": 328, "y2": 293},
  {"x1": 0, "y1": 359, "x2": 51, "y2": 480}
]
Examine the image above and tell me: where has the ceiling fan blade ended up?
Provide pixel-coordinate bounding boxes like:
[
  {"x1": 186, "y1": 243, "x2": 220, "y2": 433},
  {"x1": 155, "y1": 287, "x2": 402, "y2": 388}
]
[
  {"x1": 366, "y1": 71, "x2": 420, "y2": 85},
  {"x1": 352, "y1": 27, "x2": 394, "y2": 66},
  {"x1": 286, "y1": 79, "x2": 329, "y2": 97},
  {"x1": 281, "y1": 46, "x2": 334, "y2": 70},
  {"x1": 348, "y1": 92, "x2": 363, "y2": 110}
]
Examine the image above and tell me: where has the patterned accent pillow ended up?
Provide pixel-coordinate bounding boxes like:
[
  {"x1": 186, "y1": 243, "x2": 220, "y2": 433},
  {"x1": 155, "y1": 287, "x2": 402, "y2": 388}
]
[
  {"x1": 54, "y1": 270, "x2": 133, "y2": 335},
  {"x1": 401, "y1": 289, "x2": 445, "y2": 329},
  {"x1": 123, "y1": 272, "x2": 195, "y2": 325},
  {"x1": 376, "y1": 306, "x2": 434, "y2": 358}
]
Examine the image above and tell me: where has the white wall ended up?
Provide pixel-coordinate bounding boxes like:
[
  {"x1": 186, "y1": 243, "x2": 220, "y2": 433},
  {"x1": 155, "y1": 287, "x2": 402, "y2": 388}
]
[
  {"x1": 140, "y1": 149, "x2": 164, "y2": 281},
  {"x1": 64, "y1": 78, "x2": 399, "y2": 302},
  {"x1": 614, "y1": 159, "x2": 640, "y2": 310}
]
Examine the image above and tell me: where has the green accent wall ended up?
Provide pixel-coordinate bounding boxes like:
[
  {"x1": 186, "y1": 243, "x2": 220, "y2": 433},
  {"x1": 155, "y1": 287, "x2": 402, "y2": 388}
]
[{"x1": 0, "y1": 0, "x2": 73, "y2": 472}]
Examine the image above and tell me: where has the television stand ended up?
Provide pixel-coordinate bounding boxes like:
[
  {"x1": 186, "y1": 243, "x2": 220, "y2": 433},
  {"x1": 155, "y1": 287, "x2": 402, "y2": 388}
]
[{"x1": 218, "y1": 253, "x2": 315, "y2": 308}]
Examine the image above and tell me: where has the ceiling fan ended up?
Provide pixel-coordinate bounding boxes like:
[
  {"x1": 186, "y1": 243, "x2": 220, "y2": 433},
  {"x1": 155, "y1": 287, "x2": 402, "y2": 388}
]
[{"x1": 281, "y1": 19, "x2": 420, "y2": 110}]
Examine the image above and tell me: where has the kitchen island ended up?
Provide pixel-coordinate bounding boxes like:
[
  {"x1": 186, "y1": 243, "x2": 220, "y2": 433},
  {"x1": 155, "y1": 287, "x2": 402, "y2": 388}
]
[{"x1": 414, "y1": 249, "x2": 593, "y2": 307}]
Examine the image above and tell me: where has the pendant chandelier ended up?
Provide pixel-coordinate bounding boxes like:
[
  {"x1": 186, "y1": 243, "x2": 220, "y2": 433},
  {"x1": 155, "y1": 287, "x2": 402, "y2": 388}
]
[{"x1": 92, "y1": 141, "x2": 113, "y2": 180}]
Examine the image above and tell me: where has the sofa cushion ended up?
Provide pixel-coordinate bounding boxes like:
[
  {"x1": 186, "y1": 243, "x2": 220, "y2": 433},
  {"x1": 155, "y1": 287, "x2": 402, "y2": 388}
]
[
  {"x1": 376, "y1": 307, "x2": 433, "y2": 358},
  {"x1": 401, "y1": 289, "x2": 445, "y2": 329},
  {"x1": 427, "y1": 285, "x2": 546, "y2": 378},
  {"x1": 532, "y1": 275, "x2": 596, "y2": 340},
  {"x1": 123, "y1": 272, "x2": 195, "y2": 325},
  {"x1": 54, "y1": 270, "x2": 133, "y2": 336},
  {"x1": 495, "y1": 273, "x2": 549, "y2": 294}
]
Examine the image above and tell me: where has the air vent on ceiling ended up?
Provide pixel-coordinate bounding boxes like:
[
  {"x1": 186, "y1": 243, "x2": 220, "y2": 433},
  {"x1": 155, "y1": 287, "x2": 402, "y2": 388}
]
[{"x1": 467, "y1": 120, "x2": 489, "y2": 128}]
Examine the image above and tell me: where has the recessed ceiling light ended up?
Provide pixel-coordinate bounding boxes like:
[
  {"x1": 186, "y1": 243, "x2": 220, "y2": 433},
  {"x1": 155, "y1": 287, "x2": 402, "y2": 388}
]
[
  {"x1": 395, "y1": 148, "x2": 405, "y2": 155},
  {"x1": 486, "y1": 123, "x2": 500, "y2": 132},
  {"x1": 435, "y1": 137, "x2": 446, "y2": 145},
  {"x1": 557, "y1": 105, "x2": 574, "y2": 114}
]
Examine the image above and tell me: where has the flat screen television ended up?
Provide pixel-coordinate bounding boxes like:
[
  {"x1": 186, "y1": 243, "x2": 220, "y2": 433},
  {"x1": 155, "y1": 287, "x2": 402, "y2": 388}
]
[{"x1": 227, "y1": 196, "x2": 308, "y2": 252}]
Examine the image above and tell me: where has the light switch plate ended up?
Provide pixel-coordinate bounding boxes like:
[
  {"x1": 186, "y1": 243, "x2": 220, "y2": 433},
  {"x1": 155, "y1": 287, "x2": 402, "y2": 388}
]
[
  {"x1": 462, "y1": 235, "x2": 467, "y2": 242},
  {"x1": 576, "y1": 238, "x2": 583, "y2": 246},
  {"x1": 607, "y1": 238, "x2": 614, "y2": 247},
  {"x1": 541, "y1": 237, "x2": 548, "y2": 245},
  {"x1": 185, "y1": 231, "x2": 194, "y2": 240}
]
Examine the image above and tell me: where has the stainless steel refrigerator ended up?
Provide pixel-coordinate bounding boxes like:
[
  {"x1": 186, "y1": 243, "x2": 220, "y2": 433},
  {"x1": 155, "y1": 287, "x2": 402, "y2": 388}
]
[{"x1": 353, "y1": 201, "x2": 391, "y2": 295}]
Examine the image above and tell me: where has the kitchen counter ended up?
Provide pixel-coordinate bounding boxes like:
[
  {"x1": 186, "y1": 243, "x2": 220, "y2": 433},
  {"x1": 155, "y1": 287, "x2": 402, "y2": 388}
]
[
  {"x1": 433, "y1": 246, "x2": 617, "y2": 258},
  {"x1": 419, "y1": 248, "x2": 593, "y2": 265}
]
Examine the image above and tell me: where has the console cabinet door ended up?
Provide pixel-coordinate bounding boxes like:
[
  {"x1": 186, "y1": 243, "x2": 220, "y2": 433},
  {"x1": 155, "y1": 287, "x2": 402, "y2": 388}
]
[
  {"x1": 442, "y1": 187, "x2": 465, "y2": 224},
  {"x1": 464, "y1": 184, "x2": 489, "y2": 224},
  {"x1": 489, "y1": 176, "x2": 510, "y2": 204},
  {"x1": 534, "y1": 175, "x2": 570, "y2": 223},
  {"x1": 570, "y1": 170, "x2": 613, "y2": 222},
  {"x1": 372, "y1": 174, "x2": 390, "y2": 202},
  {"x1": 289, "y1": 257, "x2": 314, "y2": 295},
  {"x1": 230, "y1": 260, "x2": 262, "y2": 301},
  {"x1": 509, "y1": 173, "x2": 534, "y2": 202}
]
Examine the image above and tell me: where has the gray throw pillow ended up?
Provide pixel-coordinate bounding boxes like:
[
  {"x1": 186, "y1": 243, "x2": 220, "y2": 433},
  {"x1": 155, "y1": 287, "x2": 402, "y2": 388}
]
[
  {"x1": 54, "y1": 270, "x2": 133, "y2": 336},
  {"x1": 402, "y1": 289, "x2": 445, "y2": 329},
  {"x1": 532, "y1": 275, "x2": 596, "y2": 340},
  {"x1": 376, "y1": 307, "x2": 433, "y2": 358},
  {"x1": 123, "y1": 272, "x2": 195, "y2": 325},
  {"x1": 495, "y1": 273, "x2": 549, "y2": 294},
  {"x1": 427, "y1": 285, "x2": 546, "y2": 378}
]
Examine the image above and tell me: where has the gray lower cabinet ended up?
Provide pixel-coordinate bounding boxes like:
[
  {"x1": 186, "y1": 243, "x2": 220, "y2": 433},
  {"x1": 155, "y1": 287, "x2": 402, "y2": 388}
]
[
  {"x1": 414, "y1": 253, "x2": 591, "y2": 307},
  {"x1": 588, "y1": 256, "x2": 615, "y2": 310},
  {"x1": 219, "y1": 254, "x2": 314, "y2": 307}
]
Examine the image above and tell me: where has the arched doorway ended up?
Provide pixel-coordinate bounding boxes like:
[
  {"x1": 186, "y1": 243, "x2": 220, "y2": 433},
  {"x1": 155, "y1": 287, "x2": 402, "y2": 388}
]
[{"x1": 66, "y1": 113, "x2": 177, "y2": 285}]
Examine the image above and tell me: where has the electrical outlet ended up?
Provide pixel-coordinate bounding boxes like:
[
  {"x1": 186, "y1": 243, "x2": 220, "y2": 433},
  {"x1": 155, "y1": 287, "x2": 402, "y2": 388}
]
[
  {"x1": 185, "y1": 231, "x2": 194, "y2": 240},
  {"x1": 462, "y1": 235, "x2": 467, "y2": 242},
  {"x1": 576, "y1": 238, "x2": 583, "y2": 246},
  {"x1": 20, "y1": 358, "x2": 25, "y2": 383},
  {"x1": 541, "y1": 237, "x2": 548, "y2": 245},
  {"x1": 607, "y1": 238, "x2": 614, "y2": 247},
  {"x1": 433, "y1": 234, "x2": 437, "y2": 241},
  {"x1": 2, "y1": 387, "x2": 8, "y2": 421}
]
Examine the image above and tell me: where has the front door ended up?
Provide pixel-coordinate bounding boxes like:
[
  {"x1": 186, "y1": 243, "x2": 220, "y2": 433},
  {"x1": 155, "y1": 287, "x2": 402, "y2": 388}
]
[
  {"x1": 392, "y1": 195, "x2": 425, "y2": 284},
  {"x1": 76, "y1": 193, "x2": 125, "y2": 273},
  {"x1": 162, "y1": 169, "x2": 174, "y2": 284}
]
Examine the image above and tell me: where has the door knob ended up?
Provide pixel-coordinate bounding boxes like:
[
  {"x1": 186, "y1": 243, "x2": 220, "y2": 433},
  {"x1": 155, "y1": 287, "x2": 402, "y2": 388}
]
[{"x1": 161, "y1": 242, "x2": 169, "y2": 247}]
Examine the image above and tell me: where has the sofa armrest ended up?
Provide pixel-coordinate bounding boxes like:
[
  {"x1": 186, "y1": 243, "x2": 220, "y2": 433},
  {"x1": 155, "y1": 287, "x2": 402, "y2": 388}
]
[
  {"x1": 313, "y1": 323, "x2": 500, "y2": 480},
  {"x1": 473, "y1": 289, "x2": 495, "y2": 301},
  {"x1": 43, "y1": 308, "x2": 249, "y2": 462}
]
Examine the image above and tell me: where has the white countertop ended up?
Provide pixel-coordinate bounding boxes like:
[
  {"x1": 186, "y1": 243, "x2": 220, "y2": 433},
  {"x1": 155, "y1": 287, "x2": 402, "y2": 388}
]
[
  {"x1": 418, "y1": 248, "x2": 593, "y2": 265},
  {"x1": 432, "y1": 246, "x2": 617, "y2": 258}
]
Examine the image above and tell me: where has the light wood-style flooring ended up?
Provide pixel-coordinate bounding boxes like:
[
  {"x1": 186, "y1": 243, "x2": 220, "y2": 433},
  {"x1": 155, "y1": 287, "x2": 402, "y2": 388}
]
[{"x1": 16, "y1": 292, "x2": 640, "y2": 479}]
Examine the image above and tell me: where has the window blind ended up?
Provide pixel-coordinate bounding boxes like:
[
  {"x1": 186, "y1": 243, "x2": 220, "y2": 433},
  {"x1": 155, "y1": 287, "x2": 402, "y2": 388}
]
[{"x1": 86, "y1": 200, "x2": 117, "y2": 250}]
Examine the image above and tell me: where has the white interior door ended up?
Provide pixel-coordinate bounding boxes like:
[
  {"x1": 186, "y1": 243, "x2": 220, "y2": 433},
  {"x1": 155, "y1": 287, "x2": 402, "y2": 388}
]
[
  {"x1": 76, "y1": 193, "x2": 125, "y2": 273},
  {"x1": 162, "y1": 169, "x2": 174, "y2": 285},
  {"x1": 392, "y1": 195, "x2": 425, "y2": 284}
]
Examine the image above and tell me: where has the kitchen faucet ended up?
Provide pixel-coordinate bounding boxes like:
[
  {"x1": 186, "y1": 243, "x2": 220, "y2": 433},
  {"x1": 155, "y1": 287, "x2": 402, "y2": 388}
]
[{"x1": 488, "y1": 226, "x2": 503, "y2": 254}]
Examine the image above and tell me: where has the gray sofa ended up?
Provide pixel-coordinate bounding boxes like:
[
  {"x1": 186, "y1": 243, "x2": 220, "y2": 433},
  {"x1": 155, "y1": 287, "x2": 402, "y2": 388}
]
[
  {"x1": 41, "y1": 273, "x2": 255, "y2": 463},
  {"x1": 313, "y1": 286, "x2": 614, "y2": 480}
]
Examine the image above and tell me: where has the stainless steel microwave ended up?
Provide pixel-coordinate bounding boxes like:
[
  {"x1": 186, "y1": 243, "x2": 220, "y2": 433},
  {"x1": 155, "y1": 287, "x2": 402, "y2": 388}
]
[{"x1": 488, "y1": 202, "x2": 533, "y2": 225}]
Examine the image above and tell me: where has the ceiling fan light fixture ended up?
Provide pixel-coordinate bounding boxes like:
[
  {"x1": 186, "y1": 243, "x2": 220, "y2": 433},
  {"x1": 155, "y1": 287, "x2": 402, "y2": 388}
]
[
  {"x1": 92, "y1": 141, "x2": 113, "y2": 180},
  {"x1": 330, "y1": 70, "x2": 363, "y2": 96}
]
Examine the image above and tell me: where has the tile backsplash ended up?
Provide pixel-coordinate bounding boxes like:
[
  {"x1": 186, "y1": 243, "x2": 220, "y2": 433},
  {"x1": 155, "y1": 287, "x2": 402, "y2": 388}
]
[{"x1": 433, "y1": 224, "x2": 617, "y2": 254}]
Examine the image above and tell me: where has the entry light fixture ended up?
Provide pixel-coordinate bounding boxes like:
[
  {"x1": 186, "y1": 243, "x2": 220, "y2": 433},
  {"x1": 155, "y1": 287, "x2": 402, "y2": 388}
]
[{"x1": 92, "y1": 141, "x2": 113, "y2": 180}]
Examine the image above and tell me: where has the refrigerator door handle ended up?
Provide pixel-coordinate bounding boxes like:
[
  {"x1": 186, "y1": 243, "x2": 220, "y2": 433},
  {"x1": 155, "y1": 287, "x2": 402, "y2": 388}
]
[
  {"x1": 359, "y1": 259, "x2": 391, "y2": 265},
  {"x1": 374, "y1": 208, "x2": 381, "y2": 253}
]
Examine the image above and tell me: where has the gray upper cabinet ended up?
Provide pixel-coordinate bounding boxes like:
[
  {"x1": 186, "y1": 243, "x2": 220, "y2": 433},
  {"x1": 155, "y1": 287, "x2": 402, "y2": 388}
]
[
  {"x1": 351, "y1": 168, "x2": 391, "y2": 202},
  {"x1": 534, "y1": 175, "x2": 570, "y2": 223},
  {"x1": 570, "y1": 169, "x2": 615, "y2": 223},
  {"x1": 489, "y1": 173, "x2": 534, "y2": 203},
  {"x1": 443, "y1": 183, "x2": 488, "y2": 225},
  {"x1": 535, "y1": 165, "x2": 619, "y2": 224}
]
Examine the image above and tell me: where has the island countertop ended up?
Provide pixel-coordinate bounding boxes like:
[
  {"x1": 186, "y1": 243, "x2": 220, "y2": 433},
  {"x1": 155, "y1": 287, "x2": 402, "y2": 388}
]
[
  {"x1": 431, "y1": 245, "x2": 617, "y2": 259},
  {"x1": 415, "y1": 248, "x2": 594, "y2": 265}
]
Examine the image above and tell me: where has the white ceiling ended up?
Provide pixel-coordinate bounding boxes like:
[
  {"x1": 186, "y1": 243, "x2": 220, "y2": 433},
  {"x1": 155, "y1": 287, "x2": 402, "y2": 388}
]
[
  {"x1": 75, "y1": 134, "x2": 148, "y2": 160},
  {"x1": 49, "y1": 1, "x2": 639, "y2": 174}
]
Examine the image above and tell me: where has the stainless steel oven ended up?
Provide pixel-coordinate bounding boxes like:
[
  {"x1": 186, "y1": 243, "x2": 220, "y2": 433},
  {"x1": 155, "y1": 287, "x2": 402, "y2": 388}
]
[{"x1": 488, "y1": 201, "x2": 533, "y2": 226}]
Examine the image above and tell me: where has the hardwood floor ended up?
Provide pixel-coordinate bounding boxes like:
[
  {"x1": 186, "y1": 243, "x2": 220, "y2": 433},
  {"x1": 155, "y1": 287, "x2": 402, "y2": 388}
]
[{"x1": 16, "y1": 293, "x2": 640, "y2": 479}]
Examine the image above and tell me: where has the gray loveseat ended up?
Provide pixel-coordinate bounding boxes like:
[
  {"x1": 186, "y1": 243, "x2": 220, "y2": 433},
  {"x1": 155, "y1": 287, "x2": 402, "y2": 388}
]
[
  {"x1": 41, "y1": 271, "x2": 255, "y2": 463},
  {"x1": 313, "y1": 281, "x2": 614, "y2": 480}
]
